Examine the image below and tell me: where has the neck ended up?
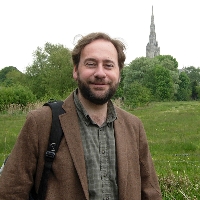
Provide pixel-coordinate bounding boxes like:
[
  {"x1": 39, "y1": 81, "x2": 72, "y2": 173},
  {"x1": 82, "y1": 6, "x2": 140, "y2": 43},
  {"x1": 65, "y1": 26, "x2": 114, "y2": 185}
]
[{"x1": 77, "y1": 91, "x2": 108, "y2": 126}]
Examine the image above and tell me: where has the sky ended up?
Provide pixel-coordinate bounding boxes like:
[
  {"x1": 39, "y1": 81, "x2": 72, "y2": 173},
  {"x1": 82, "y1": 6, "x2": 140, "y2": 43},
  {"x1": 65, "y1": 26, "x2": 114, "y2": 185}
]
[{"x1": 0, "y1": 0, "x2": 200, "y2": 72}]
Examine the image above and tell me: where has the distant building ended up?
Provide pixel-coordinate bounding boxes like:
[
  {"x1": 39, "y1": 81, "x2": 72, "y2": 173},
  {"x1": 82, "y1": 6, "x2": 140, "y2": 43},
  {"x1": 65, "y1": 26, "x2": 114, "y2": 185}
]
[{"x1": 146, "y1": 6, "x2": 160, "y2": 58}]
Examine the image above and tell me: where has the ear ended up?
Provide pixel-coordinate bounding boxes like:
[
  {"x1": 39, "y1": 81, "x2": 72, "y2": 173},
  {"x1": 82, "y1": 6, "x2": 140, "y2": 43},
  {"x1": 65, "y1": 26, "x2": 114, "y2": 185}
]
[{"x1": 73, "y1": 65, "x2": 78, "y2": 80}]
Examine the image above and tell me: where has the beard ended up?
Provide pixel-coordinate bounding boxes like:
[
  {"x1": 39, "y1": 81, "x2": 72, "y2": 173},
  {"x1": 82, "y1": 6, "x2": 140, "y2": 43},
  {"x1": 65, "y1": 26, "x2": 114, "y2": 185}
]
[{"x1": 77, "y1": 75, "x2": 119, "y2": 105}]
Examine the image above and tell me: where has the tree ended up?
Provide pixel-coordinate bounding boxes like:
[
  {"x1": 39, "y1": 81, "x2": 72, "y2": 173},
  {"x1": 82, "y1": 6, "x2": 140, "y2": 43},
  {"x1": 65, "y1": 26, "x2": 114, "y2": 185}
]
[
  {"x1": 155, "y1": 55, "x2": 178, "y2": 71},
  {"x1": 25, "y1": 43, "x2": 76, "y2": 99},
  {"x1": 124, "y1": 56, "x2": 177, "y2": 101},
  {"x1": 183, "y1": 66, "x2": 200, "y2": 99},
  {"x1": 176, "y1": 72, "x2": 191, "y2": 100},
  {"x1": 124, "y1": 57, "x2": 159, "y2": 87},
  {"x1": 196, "y1": 86, "x2": 200, "y2": 99},
  {"x1": 191, "y1": 80, "x2": 198, "y2": 100},
  {"x1": 113, "y1": 67, "x2": 125, "y2": 99},
  {"x1": 0, "y1": 66, "x2": 20, "y2": 85},
  {"x1": 5, "y1": 70, "x2": 26, "y2": 87},
  {"x1": 151, "y1": 65, "x2": 174, "y2": 101},
  {"x1": 183, "y1": 66, "x2": 200, "y2": 83},
  {"x1": 123, "y1": 81, "x2": 151, "y2": 108},
  {"x1": 155, "y1": 55, "x2": 179, "y2": 96}
]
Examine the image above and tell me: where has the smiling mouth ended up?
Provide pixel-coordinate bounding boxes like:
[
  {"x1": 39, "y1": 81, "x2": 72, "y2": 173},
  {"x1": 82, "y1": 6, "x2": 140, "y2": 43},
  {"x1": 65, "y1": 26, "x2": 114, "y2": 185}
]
[
  {"x1": 90, "y1": 80, "x2": 108, "y2": 85},
  {"x1": 91, "y1": 83, "x2": 108, "y2": 90},
  {"x1": 93, "y1": 84, "x2": 106, "y2": 88},
  {"x1": 89, "y1": 80, "x2": 110, "y2": 88},
  {"x1": 94, "y1": 83, "x2": 106, "y2": 85}
]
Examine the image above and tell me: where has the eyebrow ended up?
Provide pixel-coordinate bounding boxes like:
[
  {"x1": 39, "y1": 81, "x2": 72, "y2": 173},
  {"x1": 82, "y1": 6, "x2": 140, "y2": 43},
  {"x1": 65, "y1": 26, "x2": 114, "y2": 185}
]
[
  {"x1": 84, "y1": 58, "x2": 115, "y2": 64},
  {"x1": 103, "y1": 59, "x2": 115, "y2": 64},
  {"x1": 84, "y1": 58, "x2": 97, "y2": 62}
]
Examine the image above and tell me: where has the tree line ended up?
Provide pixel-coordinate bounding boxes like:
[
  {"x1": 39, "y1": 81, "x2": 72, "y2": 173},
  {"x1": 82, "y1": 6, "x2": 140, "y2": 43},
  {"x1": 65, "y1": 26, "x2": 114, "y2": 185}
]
[
  {"x1": 0, "y1": 42, "x2": 200, "y2": 110},
  {"x1": 120, "y1": 56, "x2": 200, "y2": 107}
]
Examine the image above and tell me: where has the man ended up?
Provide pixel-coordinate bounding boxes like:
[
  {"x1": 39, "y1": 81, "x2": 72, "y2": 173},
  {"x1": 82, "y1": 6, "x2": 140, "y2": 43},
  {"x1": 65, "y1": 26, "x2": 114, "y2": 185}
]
[{"x1": 0, "y1": 32, "x2": 162, "y2": 199}]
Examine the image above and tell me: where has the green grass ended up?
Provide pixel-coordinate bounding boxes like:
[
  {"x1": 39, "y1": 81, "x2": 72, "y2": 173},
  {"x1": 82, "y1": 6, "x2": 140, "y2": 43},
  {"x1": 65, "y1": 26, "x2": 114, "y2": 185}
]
[
  {"x1": 0, "y1": 113, "x2": 26, "y2": 163},
  {"x1": 1, "y1": 101, "x2": 200, "y2": 199},
  {"x1": 131, "y1": 101, "x2": 200, "y2": 199}
]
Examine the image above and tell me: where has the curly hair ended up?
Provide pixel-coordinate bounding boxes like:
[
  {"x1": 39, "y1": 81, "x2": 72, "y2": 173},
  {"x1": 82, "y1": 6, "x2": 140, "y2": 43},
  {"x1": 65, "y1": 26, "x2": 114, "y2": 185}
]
[{"x1": 72, "y1": 32, "x2": 126, "y2": 70}]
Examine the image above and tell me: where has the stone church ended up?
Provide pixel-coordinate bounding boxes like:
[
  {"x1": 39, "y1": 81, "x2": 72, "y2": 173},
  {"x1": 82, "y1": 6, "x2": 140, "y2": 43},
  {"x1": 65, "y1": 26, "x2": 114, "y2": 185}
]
[{"x1": 146, "y1": 6, "x2": 160, "y2": 58}]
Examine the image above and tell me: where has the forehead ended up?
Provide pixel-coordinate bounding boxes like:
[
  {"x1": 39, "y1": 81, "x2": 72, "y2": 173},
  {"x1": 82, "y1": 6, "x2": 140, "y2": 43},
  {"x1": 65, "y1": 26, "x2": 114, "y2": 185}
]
[{"x1": 81, "y1": 39, "x2": 118, "y2": 61}]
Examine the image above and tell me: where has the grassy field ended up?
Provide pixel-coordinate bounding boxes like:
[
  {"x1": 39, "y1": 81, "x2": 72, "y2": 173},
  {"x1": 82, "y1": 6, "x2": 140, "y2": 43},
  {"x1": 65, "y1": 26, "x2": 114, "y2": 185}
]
[
  {"x1": 131, "y1": 101, "x2": 200, "y2": 199},
  {"x1": 1, "y1": 101, "x2": 200, "y2": 199}
]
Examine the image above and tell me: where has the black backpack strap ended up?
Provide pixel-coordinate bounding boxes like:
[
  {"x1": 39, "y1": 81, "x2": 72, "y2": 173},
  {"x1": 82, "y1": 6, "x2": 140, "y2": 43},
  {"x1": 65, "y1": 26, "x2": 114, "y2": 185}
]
[{"x1": 37, "y1": 100, "x2": 65, "y2": 200}]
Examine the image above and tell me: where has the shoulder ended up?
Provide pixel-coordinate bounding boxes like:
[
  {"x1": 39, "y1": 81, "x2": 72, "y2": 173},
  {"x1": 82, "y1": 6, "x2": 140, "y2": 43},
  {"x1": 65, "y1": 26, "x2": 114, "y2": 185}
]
[
  {"x1": 114, "y1": 106, "x2": 147, "y2": 146},
  {"x1": 27, "y1": 105, "x2": 52, "y2": 125},
  {"x1": 115, "y1": 105, "x2": 142, "y2": 125},
  {"x1": 27, "y1": 92, "x2": 75, "y2": 122}
]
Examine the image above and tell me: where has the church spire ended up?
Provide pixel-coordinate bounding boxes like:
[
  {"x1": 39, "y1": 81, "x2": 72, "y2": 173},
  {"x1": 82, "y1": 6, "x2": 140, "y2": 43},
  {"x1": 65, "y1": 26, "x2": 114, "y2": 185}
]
[
  {"x1": 151, "y1": 6, "x2": 154, "y2": 24},
  {"x1": 146, "y1": 6, "x2": 160, "y2": 58}
]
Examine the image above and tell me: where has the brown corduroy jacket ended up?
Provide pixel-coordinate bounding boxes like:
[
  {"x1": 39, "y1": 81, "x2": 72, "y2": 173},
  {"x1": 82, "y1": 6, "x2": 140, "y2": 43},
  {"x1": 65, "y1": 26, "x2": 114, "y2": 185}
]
[{"x1": 0, "y1": 93, "x2": 162, "y2": 200}]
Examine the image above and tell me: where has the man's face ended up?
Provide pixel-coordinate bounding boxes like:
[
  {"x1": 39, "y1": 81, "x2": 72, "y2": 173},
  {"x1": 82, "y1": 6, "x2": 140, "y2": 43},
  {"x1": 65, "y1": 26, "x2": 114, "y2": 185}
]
[{"x1": 73, "y1": 39, "x2": 120, "y2": 105}]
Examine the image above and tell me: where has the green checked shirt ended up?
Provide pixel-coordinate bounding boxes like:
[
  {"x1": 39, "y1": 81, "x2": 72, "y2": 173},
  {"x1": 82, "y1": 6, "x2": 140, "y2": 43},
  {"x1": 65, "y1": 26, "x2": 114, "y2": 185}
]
[{"x1": 74, "y1": 91, "x2": 118, "y2": 200}]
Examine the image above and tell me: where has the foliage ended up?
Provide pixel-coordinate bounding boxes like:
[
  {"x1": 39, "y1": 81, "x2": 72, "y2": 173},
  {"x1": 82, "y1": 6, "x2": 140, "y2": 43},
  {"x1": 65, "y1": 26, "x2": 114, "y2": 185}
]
[
  {"x1": 168, "y1": 70, "x2": 180, "y2": 97},
  {"x1": 151, "y1": 65, "x2": 174, "y2": 101},
  {"x1": 155, "y1": 55, "x2": 178, "y2": 71},
  {"x1": 113, "y1": 68, "x2": 125, "y2": 99},
  {"x1": 4, "y1": 70, "x2": 26, "y2": 87},
  {"x1": 176, "y1": 72, "x2": 191, "y2": 100},
  {"x1": 0, "y1": 85, "x2": 36, "y2": 111},
  {"x1": 0, "y1": 66, "x2": 24, "y2": 86},
  {"x1": 124, "y1": 57, "x2": 159, "y2": 86},
  {"x1": 25, "y1": 42, "x2": 76, "y2": 99},
  {"x1": 123, "y1": 81, "x2": 151, "y2": 108},
  {"x1": 124, "y1": 56, "x2": 176, "y2": 104},
  {"x1": 0, "y1": 66, "x2": 17, "y2": 82},
  {"x1": 183, "y1": 66, "x2": 200, "y2": 83},
  {"x1": 196, "y1": 86, "x2": 200, "y2": 99},
  {"x1": 190, "y1": 80, "x2": 198, "y2": 100},
  {"x1": 183, "y1": 66, "x2": 200, "y2": 100}
]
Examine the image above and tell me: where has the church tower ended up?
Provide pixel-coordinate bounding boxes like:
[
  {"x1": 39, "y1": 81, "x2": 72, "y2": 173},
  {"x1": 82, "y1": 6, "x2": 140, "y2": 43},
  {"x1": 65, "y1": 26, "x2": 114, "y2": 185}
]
[{"x1": 146, "y1": 6, "x2": 160, "y2": 58}]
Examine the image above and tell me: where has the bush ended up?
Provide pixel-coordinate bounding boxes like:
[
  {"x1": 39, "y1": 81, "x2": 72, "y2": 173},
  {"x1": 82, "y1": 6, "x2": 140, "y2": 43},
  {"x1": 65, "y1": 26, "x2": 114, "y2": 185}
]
[
  {"x1": 0, "y1": 85, "x2": 36, "y2": 111},
  {"x1": 124, "y1": 81, "x2": 151, "y2": 108}
]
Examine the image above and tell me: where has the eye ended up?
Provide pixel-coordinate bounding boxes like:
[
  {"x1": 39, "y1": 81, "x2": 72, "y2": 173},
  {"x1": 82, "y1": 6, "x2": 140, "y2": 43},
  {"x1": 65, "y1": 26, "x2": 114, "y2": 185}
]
[
  {"x1": 85, "y1": 61, "x2": 96, "y2": 67},
  {"x1": 105, "y1": 63, "x2": 114, "y2": 68}
]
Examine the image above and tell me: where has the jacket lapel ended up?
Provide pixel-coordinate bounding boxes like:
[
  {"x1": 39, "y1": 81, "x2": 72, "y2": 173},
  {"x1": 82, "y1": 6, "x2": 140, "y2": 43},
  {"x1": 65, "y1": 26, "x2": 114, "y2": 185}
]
[
  {"x1": 59, "y1": 95, "x2": 89, "y2": 200},
  {"x1": 114, "y1": 112, "x2": 128, "y2": 200}
]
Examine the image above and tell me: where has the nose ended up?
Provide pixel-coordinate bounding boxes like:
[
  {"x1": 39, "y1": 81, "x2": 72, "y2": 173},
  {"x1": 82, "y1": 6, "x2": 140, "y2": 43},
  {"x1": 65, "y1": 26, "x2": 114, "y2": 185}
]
[{"x1": 94, "y1": 65, "x2": 106, "y2": 79}]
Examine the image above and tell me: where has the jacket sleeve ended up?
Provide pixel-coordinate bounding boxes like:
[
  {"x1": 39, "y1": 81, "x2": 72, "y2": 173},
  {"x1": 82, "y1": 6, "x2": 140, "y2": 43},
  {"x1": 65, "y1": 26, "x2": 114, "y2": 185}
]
[
  {"x1": 138, "y1": 121, "x2": 162, "y2": 199},
  {"x1": 0, "y1": 112, "x2": 40, "y2": 200}
]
